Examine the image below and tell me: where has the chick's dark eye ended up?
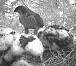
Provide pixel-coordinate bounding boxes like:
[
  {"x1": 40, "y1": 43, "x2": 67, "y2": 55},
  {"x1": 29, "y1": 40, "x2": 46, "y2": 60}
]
[
  {"x1": 10, "y1": 31, "x2": 15, "y2": 35},
  {"x1": 0, "y1": 34, "x2": 3, "y2": 37}
]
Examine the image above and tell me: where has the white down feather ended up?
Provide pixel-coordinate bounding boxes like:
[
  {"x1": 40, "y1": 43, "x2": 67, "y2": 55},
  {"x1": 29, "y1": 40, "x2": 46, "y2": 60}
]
[
  {"x1": 25, "y1": 35, "x2": 44, "y2": 56},
  {"x1": 2, "y1": 27, "x2": 14, "y2": 35}
]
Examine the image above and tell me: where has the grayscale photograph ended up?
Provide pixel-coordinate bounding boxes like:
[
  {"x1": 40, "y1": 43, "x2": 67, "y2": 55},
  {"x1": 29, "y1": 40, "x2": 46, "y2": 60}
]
[{"x1": 0, "y1": 0, "x2": 75, "y2": 66}]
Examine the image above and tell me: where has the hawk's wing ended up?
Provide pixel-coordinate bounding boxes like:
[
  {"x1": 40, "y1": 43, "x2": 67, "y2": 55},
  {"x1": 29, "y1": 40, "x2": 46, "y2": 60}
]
[{"x1": 34, "y1": 14, "x2": 44, "y2": 27}]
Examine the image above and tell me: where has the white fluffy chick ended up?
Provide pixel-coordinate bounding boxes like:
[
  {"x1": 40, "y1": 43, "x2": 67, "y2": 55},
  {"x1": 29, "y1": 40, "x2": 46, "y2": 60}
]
[
  {"x1": 3, "y1": 34, "x2": 14, "y2": 46},
  {"x1": 0, "y1": 34, "x2": 14, "y2": 51},
  {"x1": 58, "y1": 29, "x2": 69, "y2": 39},
  {"x1": 25, "y1": 35, "x2": 44, "y2": 56},
  {"x1": 2, "y1": 27, "x2": 14, "y2": 35},
  {"x1": 11, "y1": 32, "x2": 24, "y2": 56},
  {"x1": 13, "y1": 32, "x2": 21, "y2": 45},
  {"x1": 11, "y1": 44, "x2": 24, "y2": 56}
]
